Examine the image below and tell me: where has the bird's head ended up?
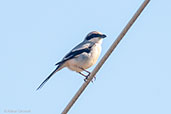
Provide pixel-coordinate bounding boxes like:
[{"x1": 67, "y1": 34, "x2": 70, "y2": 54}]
[{"x1": 84, "y1": 31, "x2": 107, "y2": 43}]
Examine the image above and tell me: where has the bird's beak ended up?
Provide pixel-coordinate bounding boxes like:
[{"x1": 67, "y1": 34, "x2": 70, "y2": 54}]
[{"x1": 101, "y1": 34, "x2": 107, "y2": 38}]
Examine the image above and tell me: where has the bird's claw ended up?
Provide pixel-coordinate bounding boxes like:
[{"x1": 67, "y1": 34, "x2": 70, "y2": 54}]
[
  {"x1": 84, "y1": 75, "x2": 89, "y2": 82},
  {"x1": 93, "y1": 76, "x2": 96, "y2": 81},
  {"x1": 84, "y1": 78, "x2": 87, "y2": 82},
  {"x1": 84, "y1": 75, "x2": 96, "y2": 83}
]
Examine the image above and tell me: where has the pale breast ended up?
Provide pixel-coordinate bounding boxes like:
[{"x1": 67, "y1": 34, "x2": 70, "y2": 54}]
[
  {"x1": 79, "y1": 43, "x2": 101, "y2": 70},
  {"x1": 88, "y1": 43, "x2": 101, "y2": 67}
]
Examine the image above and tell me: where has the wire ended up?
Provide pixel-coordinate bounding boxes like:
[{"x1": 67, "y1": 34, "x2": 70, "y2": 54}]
[{"x1": 61, "y1": 0, "x2": 150, "y2": 113}]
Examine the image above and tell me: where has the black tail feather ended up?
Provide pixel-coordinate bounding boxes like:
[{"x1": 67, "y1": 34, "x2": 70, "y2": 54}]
[{"x1": 36, "y1": 67, "x2": 59, "y2": 90}]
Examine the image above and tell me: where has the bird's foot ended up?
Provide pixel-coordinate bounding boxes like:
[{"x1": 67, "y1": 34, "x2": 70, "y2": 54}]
[
  {"x1": 93, "y1": 76, "x2": 96, "y2": 81},
  {"x1": 84, "y1": 74, "x2": 96, "y2": 83},
  {"x1": 84, "y1": 74, "x2": 89, "y2": 82}
]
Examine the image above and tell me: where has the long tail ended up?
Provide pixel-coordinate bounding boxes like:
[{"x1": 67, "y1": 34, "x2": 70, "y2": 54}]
[{"x1": 36, "y1": 66, "x2": 61, "y2": 90}]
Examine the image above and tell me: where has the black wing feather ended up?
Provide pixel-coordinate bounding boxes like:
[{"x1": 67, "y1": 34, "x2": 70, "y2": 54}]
[{"x1": 55, "y1": 44, "x2": 93, "y2": 65}]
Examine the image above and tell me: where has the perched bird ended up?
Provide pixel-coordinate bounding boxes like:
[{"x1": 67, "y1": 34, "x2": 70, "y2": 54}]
[{"x1": 36, "y1": 31, "x2": 106, "y2": 90}]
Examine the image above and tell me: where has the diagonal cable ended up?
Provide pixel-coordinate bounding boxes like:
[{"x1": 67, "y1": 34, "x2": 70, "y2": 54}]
[{"x1": 62, "y1": 0, "x2": 150, "y2": 113}]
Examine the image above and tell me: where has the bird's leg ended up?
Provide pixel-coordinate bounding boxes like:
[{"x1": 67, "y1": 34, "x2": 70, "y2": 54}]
[
  {"x1": 82, "y1": 69, "x2": 91, "y2": 75},
  {"x1": 78, "y1": 72, "x2": 88, "y2": 78},
  {"x1": 78, "y1": 72, "x2": 90, "y2": 82},
  {"x1": 79, "y1": 67, "x2": 90, "y2": 79},
  {"x1": 81, "y1": 68, "x2": 96, "y2": 81},
  {"x1": 79, "y1": 67, "x2": 90, "y2": 76},
  {"x1": 79, "y1": 67, "x2": 96, "y2": 82}
]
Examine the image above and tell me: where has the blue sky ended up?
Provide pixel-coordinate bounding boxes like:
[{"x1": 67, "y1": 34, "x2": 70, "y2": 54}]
[{"x1": 1, "y1": 0, "x2": 171, "y2": 114}]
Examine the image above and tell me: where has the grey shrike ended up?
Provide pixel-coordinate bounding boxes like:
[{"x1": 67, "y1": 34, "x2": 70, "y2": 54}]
[{"x1": 36, "y1": 31, "x2": 107, "y2": 90}]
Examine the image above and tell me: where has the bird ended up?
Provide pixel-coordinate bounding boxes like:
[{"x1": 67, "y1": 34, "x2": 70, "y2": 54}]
[{"x1": 36, "y1": 31, "x2": 107, "y2": 90}]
